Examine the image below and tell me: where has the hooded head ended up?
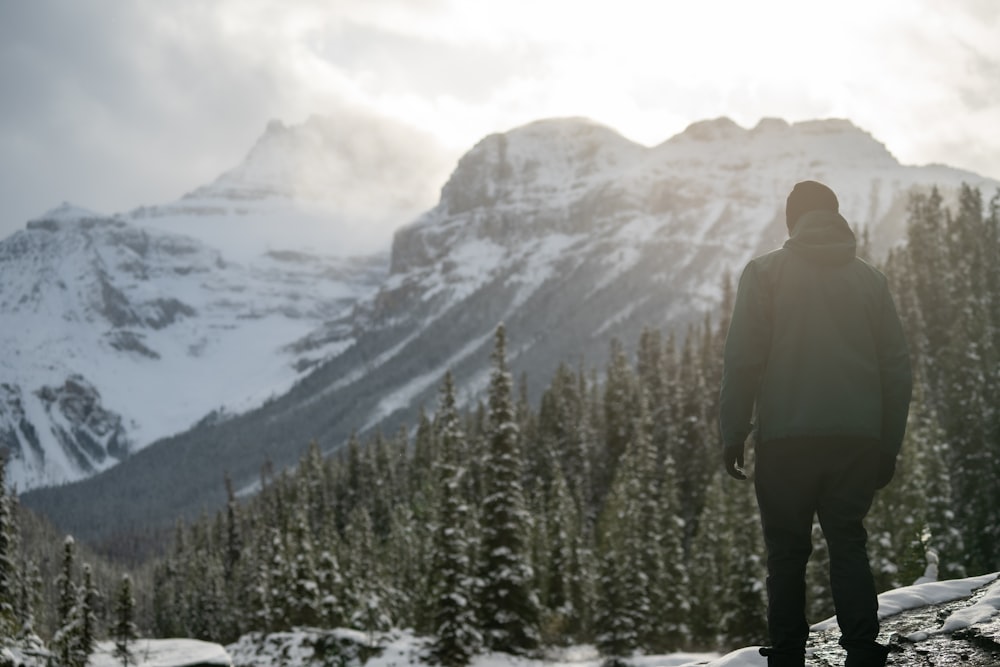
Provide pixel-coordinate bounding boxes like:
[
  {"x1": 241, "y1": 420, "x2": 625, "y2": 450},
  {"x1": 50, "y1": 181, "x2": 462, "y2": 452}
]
[{"x1": 786, "y1": 180, "x2": 839, "y2": 233}]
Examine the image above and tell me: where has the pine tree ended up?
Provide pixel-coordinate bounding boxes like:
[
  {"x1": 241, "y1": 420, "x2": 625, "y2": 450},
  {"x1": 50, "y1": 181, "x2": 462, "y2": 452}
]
[
  {"x1": 52, "y1": 535, "x2": 81, "y2": 667},
  {"x1": 478, "y1": 325, "x2": 541, "y2": 655},
  {"x1": 428, "y1": 371, "x2": 482, "y2": 666},
  {"x1": 602, "y1": 337, "x2": 635, "y2": 494},
  {"x1": 77, "y1": 564, "x2": 99, "y2": 665},
  {"x1": 382, "y1": 504, "x2": 418, "y2": 628},
  {"x1": 0, "y1": 454, "x2": 19, "y2": 644},
  {"x1": 264, "y1": 526, "x2": 291, "y2": 632},
  {"x1": 674, "y1": 328, "x2": 712, "y2": 549},
  {"x1": 113, "y1": 574, "x2": 139, "y2": 667},
  {"x1": 223, "y1": 473, "x2": 242, "y2": 584},
  {"x1": 539, "y1": 466, "x2": 584, "y2": 645},
  {"x1": 718, "y1": 477, "x2": 767, "y2": 647},
  {"x1": 688, "y1": 471, "x2": 725, "y2": 648},
  {"x1": 345, "y1": 506, "x2": 392, "y2": 642},
  {"x1": 289, "y1": 485, "x2": 321, "y2": 627},
  {"x1": 316, "y1": 547, "x2": 346, "y2": 628},
  {"x1": 654, "y1": 444, "x2": 689, "y2": 649},
  {"x1": 620, "y1": 391, "x2": 661, "y2": 651},
  {"x1": 594, "y1": 485, "x2": 637, "y2": 665}
]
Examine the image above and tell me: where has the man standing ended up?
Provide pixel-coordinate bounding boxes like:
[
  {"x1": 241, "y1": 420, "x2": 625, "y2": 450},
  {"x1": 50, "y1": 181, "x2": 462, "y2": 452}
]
[{"x1": 719, "y1": 181, "x2": 912, "y2": 667}]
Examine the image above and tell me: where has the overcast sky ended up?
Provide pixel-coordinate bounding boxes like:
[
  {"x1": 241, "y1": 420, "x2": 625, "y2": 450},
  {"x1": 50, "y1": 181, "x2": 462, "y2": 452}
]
[{"x1": 1, "y1": 0, "x2": 998, "y2": 241}]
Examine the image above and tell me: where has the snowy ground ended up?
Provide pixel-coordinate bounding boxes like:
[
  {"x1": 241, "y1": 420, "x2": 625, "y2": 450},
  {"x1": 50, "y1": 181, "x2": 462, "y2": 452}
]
[
  {"x1": 222, "y1": 572, "x2": 1000, "y2": 667},
  {"x1": 87, "y1": 639, "x2": 232, "y2": 667},
  {"x1": 10, "y1": 573, "x2": 994, "y2": 667}
]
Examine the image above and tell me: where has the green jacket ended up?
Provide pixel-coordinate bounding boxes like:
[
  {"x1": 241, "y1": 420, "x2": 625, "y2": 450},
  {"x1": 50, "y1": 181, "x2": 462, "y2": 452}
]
[{"x1": 719, "y1": 209, "x2": 912, "y2": 455}]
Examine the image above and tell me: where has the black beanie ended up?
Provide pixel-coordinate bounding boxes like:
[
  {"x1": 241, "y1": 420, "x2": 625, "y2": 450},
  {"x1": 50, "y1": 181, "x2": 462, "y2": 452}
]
[{"x1": 786, "y1": 180, "x2": 839, "y2": 232}]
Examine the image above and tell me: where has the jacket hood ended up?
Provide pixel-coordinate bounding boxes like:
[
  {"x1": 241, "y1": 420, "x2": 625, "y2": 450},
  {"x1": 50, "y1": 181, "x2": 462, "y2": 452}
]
[{"x1": 783, "y1": 209, "x2": 857, "y2": 266}]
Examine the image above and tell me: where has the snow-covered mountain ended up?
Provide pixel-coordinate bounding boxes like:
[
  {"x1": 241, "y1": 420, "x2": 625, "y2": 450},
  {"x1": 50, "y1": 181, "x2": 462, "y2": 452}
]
[
  {"x1": 323, "y1": 116, "x2": 997, "y2": 428},
  {"x1": 0, "y1": 203, "x2": 385, "y2": 490},
  {"x1": 1, "y1": 109, "x2": 457, "y2": 492},
  {"x1": 20, "y1": 116, "x2": 1000, "y2": 541}
]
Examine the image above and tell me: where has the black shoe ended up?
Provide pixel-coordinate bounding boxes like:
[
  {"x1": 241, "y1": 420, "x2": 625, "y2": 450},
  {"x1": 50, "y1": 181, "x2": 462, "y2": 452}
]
[
  {"x1": 843, "y1": 641, "x2": 890, "y2": 667},
  {"x1": 758, "y1": 646, "x2": 805, "y2": 667}
]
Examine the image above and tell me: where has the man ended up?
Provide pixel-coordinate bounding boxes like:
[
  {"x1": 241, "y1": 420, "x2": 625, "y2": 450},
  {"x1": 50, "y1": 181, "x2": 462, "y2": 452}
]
[{"x1": 718, "y1": 181, "x2": 912, "y2": 667}]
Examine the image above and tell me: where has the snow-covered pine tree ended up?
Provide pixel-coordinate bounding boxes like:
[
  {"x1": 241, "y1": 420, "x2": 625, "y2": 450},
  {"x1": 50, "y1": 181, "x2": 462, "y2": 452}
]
[
  {"x1": 674, "y1": 328, "x2": 714, "y2": 551},
  {"x1": 594, "y1": 484, "x2": 637, "y2": 666},
  {"x1": 113, "y1": 574, "x2": 138, "y2": 667},
  {"x1": 653, "y1": 444, "x2": 689, "y2": 649},
  {"x1": 0, "y1": 454, "x2": 18, "y2": 644},
  {"x1": 52, "y1": 535, "x2": 82, "y2": 667},
  {"x1": 602, "y1": 338, "x2": 635, "y2": 498},
  {"x1": 382, "y1": 504, "x2": 418, "y2": 628},
  {"x1": 345, "y1": 506, "x2": 392, "y2": 642},
  {"x1": 718, "y1": 473, "x2": 767, "y2": 648},
  {"x1": 317, "y1": 547, "x2": 346, "y2": 628},
  {"x1": 909, "y1": 394, "x2": 964, "y2": 579},
  {"x1": 263, "y1": 526, "x2": 290, "y2": 632},
  {"x1": 539, "y1": 465, "x2": 582, "y2": 644},
  {"x1": 867, "y1": 374, "x2": 942, "y2": 590},
  {"x1": 622, "y1": 391, "x2": 663, "y2": 651},
  {"x1": 428, "y1": 371, "x2": 482, "y2": 666},
  {"x1": 370, "y1": 432, "x2": 396, "y2": 538},
  {"x1": 478, "y1": 325, "x2": 541, "y2": 655},
  {"x1": 185, "y1": 525, "x2": 225, "y2": 640},
  {"x1": 687, "y1": 470, "x2": 725, "y2": 648},
  {"x1": 77, "y1": 564, "x2": 99, "y2": 665},
  {"x1": 411, "y1": 407, "x2": 438, "y2": 505},
  {"x1": 289, "y1": 483, "x2": 321, "y2": 628}
]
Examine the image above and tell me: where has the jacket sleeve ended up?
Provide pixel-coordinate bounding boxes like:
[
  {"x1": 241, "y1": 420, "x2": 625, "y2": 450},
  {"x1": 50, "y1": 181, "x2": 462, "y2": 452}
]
[
  {"x1": 877, "y1": 279, "x2": 913, "y2": 456},
  {"x1": 719, "y1": 261, "x2": 772, "y2": 449}
]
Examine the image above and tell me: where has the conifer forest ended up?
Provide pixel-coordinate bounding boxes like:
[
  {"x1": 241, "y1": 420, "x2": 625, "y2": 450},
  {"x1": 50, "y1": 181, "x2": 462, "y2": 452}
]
[{"x1": 2, "y1": 185, "x2": 999, "y2": 664}]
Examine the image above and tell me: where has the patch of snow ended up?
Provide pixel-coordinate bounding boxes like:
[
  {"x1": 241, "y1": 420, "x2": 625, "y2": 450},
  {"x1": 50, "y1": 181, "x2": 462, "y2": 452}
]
[
  {"x1": 88, "y1": 639, "x2": 231, "y2": 667},
  {"x1": 937, "y1": 575, "x2": 1000, "y2": 634},
  {"x1": 692, "y1": 646, "x2": 765, "y2": 666},
  {"x1": 812, "y1": 572, "x2": 1000, "y2": 632}
]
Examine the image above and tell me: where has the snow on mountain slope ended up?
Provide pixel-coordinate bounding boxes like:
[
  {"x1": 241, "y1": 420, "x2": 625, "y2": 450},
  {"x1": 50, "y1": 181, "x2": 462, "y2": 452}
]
[{"x1": 0, "y1": 204, "x2": 384, "y2": 490}]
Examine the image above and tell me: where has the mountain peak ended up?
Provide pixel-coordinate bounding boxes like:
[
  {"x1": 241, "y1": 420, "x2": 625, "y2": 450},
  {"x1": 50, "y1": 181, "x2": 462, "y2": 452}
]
[
  {"x1": 29, "y1": 202, "x2": 103, "y2": 223},
  {"x1": 676, "y1": 116, "x2": 745, "y2": 141},
  {"x1": 26, "y1": 202, "x2": 113, "y2": 232},
  {"x1": 432, "y1": 116, "x2": 643, "y2": 221},
  {"x1": 657, "y1": 115, "x2": 898, "y2": 167},
  {"x1": 264, "y1": 118, "x2": 287, "y2": 135}
]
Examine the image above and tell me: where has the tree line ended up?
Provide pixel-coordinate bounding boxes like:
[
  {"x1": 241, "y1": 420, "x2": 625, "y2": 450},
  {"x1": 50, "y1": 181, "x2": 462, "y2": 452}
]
[{"x1": 2, "y1": 184, "x2": 997, "y2": 666}]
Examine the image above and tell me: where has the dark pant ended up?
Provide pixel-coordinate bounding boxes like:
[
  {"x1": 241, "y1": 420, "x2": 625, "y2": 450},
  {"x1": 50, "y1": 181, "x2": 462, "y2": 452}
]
[{"x1": 755, "y1": 437, "x2": 884, "y2": 665}]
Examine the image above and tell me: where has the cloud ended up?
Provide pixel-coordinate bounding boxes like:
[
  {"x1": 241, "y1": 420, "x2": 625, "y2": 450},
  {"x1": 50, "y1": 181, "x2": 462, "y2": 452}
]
[
  {"x1": 1, "y1": 0, "x2": 998, "y2": 242},
  {"x1": 0, "y1": 2, "x2": 292, "y2": 230}
]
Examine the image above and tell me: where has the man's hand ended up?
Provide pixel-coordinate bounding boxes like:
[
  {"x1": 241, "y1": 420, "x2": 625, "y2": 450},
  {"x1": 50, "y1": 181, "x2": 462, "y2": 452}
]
[
  {"x1": 875, "y1": 453, "x2": 896, "y2": 489},
  {"x1": 724, "y1": 443, "x2": 747, "y2": 480}
]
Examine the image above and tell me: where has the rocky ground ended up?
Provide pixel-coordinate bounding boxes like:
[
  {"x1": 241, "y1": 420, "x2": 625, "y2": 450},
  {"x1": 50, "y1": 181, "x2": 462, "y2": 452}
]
[{"x1": 807, "y1": 580, "x2": 1000, "y2": 666}]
